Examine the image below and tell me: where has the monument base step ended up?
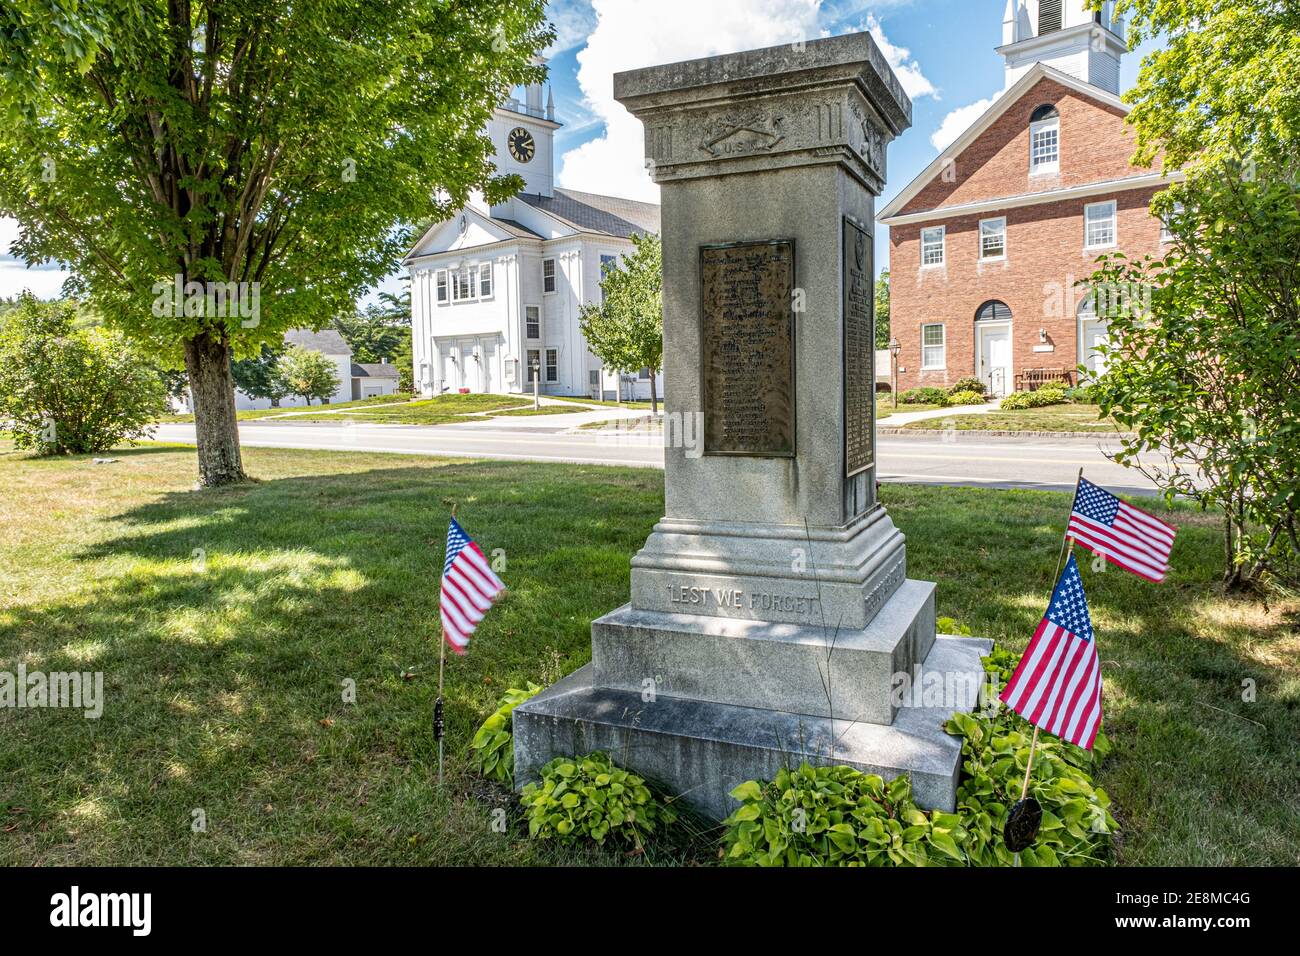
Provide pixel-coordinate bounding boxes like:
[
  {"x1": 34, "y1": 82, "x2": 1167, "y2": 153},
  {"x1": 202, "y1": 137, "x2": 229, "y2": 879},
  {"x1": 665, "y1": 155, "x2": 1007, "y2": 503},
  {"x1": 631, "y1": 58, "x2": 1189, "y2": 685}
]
[{"x1": 513, "y1": 634, "x2": 994, "y2": 820}]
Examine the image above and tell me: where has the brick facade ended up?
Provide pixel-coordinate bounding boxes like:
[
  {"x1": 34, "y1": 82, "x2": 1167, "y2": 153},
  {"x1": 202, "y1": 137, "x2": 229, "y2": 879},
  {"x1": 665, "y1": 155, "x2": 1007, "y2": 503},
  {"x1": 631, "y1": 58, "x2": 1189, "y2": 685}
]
[{"x1": 883, "y1": 74, "x2": 1169, "y2": 395}]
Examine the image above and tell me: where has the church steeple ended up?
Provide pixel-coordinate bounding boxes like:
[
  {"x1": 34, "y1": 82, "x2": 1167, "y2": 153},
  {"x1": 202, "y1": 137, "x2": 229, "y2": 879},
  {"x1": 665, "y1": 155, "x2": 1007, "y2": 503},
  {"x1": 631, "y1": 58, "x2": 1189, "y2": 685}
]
[{"x1": 997, "y1": 0, "x2": 1126, "y2": 94}]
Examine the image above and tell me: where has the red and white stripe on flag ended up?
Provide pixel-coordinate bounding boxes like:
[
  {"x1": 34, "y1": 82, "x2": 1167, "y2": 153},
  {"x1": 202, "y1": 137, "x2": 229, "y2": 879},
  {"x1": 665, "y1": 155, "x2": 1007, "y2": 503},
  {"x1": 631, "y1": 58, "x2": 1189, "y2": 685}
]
[
  {"x1": 1068, "y1": 477, "x2": 1176, "y2": 582},
  {"x1": 440, "y1": 518, "x2": 506, "y2": 654},
  {"x1": 999, "y1": 554, "x2": 1103, "y2": 749}
]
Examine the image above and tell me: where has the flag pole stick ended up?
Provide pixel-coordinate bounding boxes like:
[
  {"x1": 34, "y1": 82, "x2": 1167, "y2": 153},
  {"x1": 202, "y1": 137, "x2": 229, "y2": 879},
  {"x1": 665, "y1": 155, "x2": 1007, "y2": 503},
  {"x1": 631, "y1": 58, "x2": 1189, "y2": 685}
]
[
  {"x1": 1052, "y1": 467, "x2": 1085, "y2": 583},
  {"x1": 1020, "y1": 725, "x2": 1040, "y2": 801},
  {"x1": 435, "y1": 503, "x2": 457, "y2": 788}
]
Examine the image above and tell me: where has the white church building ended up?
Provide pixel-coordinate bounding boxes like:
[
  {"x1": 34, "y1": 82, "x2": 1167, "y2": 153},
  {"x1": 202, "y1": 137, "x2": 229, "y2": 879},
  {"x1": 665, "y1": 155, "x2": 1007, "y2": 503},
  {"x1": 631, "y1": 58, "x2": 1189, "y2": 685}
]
[{"x1": 403, "y1": 71, "x2": 663, "y2": 402}]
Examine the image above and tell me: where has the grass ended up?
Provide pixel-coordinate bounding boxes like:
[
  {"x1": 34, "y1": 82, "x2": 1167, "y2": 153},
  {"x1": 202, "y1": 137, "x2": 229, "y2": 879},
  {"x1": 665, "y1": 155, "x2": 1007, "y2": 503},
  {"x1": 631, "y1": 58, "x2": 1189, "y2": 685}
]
[
  {"x1": 903, "y1": 404, "x2": 1123, "y2": 432},
  {"x1": 876, "y1": 401, "x2": 950, "y2": 420},
  {"x1": 547, "y1": 395, "x2": 655, "y2": 410},
  {"x1": 284, "y1": 394, "x2": 531, "y2": 425},
  {"x1": 1, "y1": 443, "x2": 1296, "y2": 866},
  {"x1": 158, "y1": 393, "x2": 415, "y2": 424}
]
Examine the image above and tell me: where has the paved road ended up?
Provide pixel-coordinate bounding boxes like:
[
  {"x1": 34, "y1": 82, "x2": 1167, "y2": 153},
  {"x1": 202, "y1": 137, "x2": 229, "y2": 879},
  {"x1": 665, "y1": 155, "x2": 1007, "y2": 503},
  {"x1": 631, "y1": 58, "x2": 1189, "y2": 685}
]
[{"x1": 151, "y1": 421, "x2": 1157, "y2": 494}]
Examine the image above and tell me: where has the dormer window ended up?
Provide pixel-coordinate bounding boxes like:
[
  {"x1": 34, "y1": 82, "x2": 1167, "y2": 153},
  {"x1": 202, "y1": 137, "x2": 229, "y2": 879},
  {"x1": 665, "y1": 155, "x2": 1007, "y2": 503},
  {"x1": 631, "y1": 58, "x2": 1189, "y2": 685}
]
[{"x1": 1029, "y1": 104, "x2": 1060, "y2": 175}]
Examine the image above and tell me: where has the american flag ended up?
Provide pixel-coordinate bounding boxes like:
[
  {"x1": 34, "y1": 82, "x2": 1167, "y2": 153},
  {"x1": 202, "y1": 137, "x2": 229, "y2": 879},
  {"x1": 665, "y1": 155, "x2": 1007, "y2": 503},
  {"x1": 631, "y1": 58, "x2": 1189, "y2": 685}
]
[
  {"x1": 999, "y1": 555, "x2": 1102, "y2": 749},
  {"x1": 1068, "y1": 477, "x2": 1177, "y2": 583},
  {"x1": 440, "y1": 518, "x2": 506, "y2": 654}
]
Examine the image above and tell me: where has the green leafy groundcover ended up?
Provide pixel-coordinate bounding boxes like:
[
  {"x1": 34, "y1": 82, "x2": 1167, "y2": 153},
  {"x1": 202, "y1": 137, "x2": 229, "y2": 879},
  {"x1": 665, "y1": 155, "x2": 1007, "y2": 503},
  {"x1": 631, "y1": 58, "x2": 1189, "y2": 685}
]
[
  {"x1": 468, "y1": 683, "x2": 542, "y2": 785},
  {"x1": 520, "y1": 752, "x2": 677, "y2": 847},
  {"x1": 721, "y1": 648, "x2": 1118, "y2": 866}
]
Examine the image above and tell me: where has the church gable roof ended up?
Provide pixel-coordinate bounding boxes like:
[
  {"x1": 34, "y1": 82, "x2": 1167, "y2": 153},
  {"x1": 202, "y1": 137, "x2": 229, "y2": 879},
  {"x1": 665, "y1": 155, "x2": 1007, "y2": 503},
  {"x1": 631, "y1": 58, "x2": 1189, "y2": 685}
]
[
  {"x1": 878, "y1": 63, "x2": 1131, "y2": 223},
  {"x1": 517, "y1": 188, "x2": 660, "y2": 238}
]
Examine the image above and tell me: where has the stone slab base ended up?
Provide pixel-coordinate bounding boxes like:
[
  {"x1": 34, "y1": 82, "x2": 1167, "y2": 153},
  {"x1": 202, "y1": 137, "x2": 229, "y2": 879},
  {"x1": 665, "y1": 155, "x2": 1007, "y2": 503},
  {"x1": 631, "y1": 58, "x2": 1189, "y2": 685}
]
[
  {"x1": 514, "y1": 634, "x2": 993, "y2": 820},
  {"x1": 591, "y1": 579, "x2": 936, "y2": 725}
]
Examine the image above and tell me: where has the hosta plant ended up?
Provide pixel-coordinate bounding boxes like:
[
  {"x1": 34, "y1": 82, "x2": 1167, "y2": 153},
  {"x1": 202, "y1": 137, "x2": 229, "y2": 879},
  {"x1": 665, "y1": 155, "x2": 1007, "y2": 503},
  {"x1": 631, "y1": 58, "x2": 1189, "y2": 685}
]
[
  {"x1": 468, "y1": 683, "x2": 542, "y2": 785},
  {"x1": 722, "y1": 765, "x2": 968, "y2": 867},
  {"x1": 520, "y1": 752, "x2": 676, "y2": 847}
]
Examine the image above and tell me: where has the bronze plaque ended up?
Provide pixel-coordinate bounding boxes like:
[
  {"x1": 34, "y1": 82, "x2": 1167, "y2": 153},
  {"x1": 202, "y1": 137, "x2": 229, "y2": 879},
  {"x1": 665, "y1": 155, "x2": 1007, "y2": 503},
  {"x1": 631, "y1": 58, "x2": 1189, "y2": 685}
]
[
  {"x1": 843, "y1": 218, "x2": 874, "y2": 477},
  {"x1": 700, "y1": 240, "x2": 796, "y2": 457}
]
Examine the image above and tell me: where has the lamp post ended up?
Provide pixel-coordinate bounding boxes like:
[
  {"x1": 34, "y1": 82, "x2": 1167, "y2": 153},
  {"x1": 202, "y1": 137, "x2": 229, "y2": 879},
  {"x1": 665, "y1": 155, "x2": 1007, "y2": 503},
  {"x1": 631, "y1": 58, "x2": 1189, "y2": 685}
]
[
  {"x1": 888, "y1": 337, "x2": 901, "y2": 409},
  {"x1": 531, "y1": 359, "x2": 541, "y2": 410}
]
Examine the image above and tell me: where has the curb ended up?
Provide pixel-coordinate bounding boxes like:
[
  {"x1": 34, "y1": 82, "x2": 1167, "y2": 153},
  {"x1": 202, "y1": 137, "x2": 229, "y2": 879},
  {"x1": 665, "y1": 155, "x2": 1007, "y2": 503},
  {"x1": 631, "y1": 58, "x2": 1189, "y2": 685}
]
[{"x1": 877, "y1": 426, "x2": 1134, "y2": 440}]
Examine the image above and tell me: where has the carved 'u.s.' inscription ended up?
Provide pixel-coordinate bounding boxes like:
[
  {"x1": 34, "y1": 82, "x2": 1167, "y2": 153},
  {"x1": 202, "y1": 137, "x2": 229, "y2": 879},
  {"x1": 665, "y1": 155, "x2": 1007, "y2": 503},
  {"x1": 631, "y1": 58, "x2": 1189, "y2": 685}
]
[
  {"x1": 699, "y1": 115, "x2": 786, "y2": 157},
  {"x1": 864, "y1": 557, "x2": 905, "y2": 619},
  {"x1": 700, "y1": 240, "x2": 796, "y2": 457}
]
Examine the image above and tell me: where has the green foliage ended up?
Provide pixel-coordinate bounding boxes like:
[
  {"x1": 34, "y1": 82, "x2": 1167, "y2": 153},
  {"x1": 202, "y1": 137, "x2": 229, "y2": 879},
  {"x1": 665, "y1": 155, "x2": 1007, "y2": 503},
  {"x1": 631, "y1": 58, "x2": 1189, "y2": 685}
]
[
  {"x1": 0, "y1": 0, "x2": 552, "y2": 483},
  {"x1": 943, "y1": 648, "x2": 1117, "y2": 867},
  {"x1": 874, "y1": 269, "x2": 891, "y2": 350},
  {"x1": 278, "y1": 345, "x2": 340, "y2": 405},
  {"x1": 947, "y1": 377, "x2": 987, "y2": 396},
  {"x1": 578, "y1": 233, "x2": 663, "y2": 411},
  {"x1": 1089, "y1": 164, "x2": 1300, "y2": 588},
  {"x1": 1103, "y1": 0, "x2": 1299, "y2": 172},
  {"x1": 520, "y1": 752, "x2": 676, "y2": 847},
  {"x1": 936, "y1": 616, "x2": 973, "y2": 636},
  {"x1": 1064, "y1": 384, "x2": 1099, "y2": 405},
  {"x1": 899, "y1": 386, "x2": 949, "y2": 406},
  {"x1": 722, "y1": 765, "x2": 969, "y2": 867},
  {"x1": 230, "y1": 345, "x2": 288, "y2": 405},
  {"x1": 722, "y1": 648, "x2": 1117, "y2": 867},
  {"x1": 468, "y1": 683, "x2": 541, "y2": 785},
  {"x1": 947, "y1": 390, "x2": 986, "y2": 407},
  {"x1": 1000, "y1": 386, "x2": 1067, "y2": 410},
  {"x1": 0, "y1": 294, "x2": 167, "y2": 453}
]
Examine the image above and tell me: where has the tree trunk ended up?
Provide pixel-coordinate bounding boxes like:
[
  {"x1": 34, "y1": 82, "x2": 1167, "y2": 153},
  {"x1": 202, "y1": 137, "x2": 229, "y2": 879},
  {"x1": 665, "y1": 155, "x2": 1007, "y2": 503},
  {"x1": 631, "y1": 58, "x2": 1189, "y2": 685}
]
[
  {"x1": 649, "y1": 368, "x2": 659, "y2": 416},
  {"x1": 183, "y1": 330, "x2": 246, "y2": 487}
]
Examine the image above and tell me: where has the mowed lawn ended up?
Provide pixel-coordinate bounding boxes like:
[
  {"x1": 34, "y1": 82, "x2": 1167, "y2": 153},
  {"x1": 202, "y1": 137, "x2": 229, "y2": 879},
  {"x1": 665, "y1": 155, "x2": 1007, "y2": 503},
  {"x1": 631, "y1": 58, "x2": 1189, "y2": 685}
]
[
  {"x1": 902, "y1": 404, "x2": 1123, "y2": 432},
  {"x1": 1, "y1": 443, "x2": 1296, "y2": 866}
]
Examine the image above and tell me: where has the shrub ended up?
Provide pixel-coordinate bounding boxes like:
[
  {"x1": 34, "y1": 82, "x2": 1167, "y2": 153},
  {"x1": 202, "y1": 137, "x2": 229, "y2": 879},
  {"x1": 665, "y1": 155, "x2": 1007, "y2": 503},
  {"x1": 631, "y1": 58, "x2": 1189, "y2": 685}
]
[
  {"x1": 899, "y1": 386, "x2": 950, "y2": 406},
  {"x1": 947, "y1": 390, "x2": 986, "y2": 406},
  {"x1": 0, "y1": 295, "x2": 167, "y2": 454},
  {"x1": 943, "y1": 647, "x2": 1117, "y2": 866},
  {"x1": 999, "y1": 386, "x2": 1068, "y2": 411},
  {"x1": 468, "y1": 683, "x2": 542, "y2": 785},
  {"x1": 722, "y1": 765, "x2": 968, "y2": 867},
  {"x1": 721, "y1": 648, "x2": 1117, "y2": 867},
  {"x1": 1065, "y1": 384, "x2": 1099, "y2": 405},
  {"x1": 520, "y1": 752, "x2": 676, "y2": 847},
  {"x1": 947, "y1": 377, "x2": 987, "y2": 396}
]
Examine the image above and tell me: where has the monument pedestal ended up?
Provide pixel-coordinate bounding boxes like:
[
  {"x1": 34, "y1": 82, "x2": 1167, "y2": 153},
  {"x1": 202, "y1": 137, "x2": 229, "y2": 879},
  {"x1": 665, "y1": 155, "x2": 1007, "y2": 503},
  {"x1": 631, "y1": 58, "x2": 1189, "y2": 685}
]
[{"x1": 514, "y1": 34, "x2": 990, "y2": 819}]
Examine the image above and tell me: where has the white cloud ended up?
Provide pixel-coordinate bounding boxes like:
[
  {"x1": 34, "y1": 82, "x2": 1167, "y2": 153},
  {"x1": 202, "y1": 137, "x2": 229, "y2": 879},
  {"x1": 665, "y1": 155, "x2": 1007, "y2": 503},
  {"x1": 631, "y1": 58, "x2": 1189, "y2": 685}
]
[
  {"x1": 930, "y1": 92, "x2": 1002, "y2": 152},
  {"x1": 863, "y1": 14, "x2": 935, "y2": 100},
  {"x1": 557, "y1": 0, "x2": 823, "y2": 202},
  {"x1": 0, "y1": 217, "x2": 71, "y2": 299},
  {"x1": 546, "y1": 0, "x2": 599, "y2": 56}
]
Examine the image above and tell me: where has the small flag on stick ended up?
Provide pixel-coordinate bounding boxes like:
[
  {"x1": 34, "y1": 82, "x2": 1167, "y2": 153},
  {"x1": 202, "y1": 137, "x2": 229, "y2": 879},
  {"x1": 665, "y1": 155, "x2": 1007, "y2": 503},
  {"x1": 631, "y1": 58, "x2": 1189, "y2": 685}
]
[
  {"x1": 1068, "y1": 477, "x2": 1176, "y2": 582},
  {"x1": 999, "y1": 554, "x2": 1103, "y2": 750},
  {"x1": 440, "y1": 517, "x2": 506, "y2": 654}
]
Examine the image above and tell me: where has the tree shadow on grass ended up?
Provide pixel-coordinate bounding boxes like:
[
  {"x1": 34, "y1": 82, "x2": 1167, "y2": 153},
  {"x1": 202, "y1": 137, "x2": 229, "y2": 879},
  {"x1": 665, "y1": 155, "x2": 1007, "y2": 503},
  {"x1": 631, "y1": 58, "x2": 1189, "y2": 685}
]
[{"x1": 0, "y1": 460, "x2": 666, "y2": 865}]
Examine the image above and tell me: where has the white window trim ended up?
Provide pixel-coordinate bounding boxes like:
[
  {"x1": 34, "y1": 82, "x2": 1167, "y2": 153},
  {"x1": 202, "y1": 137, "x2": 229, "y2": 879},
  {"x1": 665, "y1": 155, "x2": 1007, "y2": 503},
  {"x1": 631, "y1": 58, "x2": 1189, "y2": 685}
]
[
  {"x1": 525, "y1": 348, "x2": 541, "y2": 384},
  {"x1": 435, "y1": 270, "x2": 449, "y2": 306},
  {"x1": 920, "y1": 225, "x2": 945, "y2": 268},
  {"x1": 1084, "y1": 200, "x2": 1118, "y2": 250},
  {"x1": 479, "y1": 263, "x2": 494, "y2": 300},
  {"x1": 545, "y1": 347, "x2": 559, "y2": 383},
  {"x1": 979, "y1": 217, "x2": 1007, "y2": 262},
  {"x1": 1160, "y1": 201, "x2": 1184, "y2": 243},
  {"x1": 921, "y1": 323, "x2": 946, "y2": 370},
  {"x1": 450, "y1": 265, "x2": 479, "y2": 303},
  {"x1": 524, "y1": 304, "x2": 541, "y2": 341},
  {"x1": 542, "y1": 258, "x2": 557, "y2": 294},
  {"x1": 1029, "y1": 118, "x2": 1060, "y2": 176}
]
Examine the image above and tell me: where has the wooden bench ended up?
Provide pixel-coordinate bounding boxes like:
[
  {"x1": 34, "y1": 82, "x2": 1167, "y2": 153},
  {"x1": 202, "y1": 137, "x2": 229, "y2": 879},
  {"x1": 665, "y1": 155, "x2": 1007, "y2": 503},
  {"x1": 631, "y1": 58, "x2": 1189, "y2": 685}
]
[{"x1": 1015, "y1": 368, "x2": 1074, "y2": 392}]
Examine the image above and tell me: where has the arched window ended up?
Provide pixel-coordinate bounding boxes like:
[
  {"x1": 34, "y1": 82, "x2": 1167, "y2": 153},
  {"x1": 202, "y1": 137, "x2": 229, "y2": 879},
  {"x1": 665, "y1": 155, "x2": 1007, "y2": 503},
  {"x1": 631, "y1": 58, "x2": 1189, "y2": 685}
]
[
  {"x1": 975, "y1": 300, "x2": 1012, "y2": 323},
  {"x1": 1029, "y1": 105, "x2": 1060, "y2": 173}
]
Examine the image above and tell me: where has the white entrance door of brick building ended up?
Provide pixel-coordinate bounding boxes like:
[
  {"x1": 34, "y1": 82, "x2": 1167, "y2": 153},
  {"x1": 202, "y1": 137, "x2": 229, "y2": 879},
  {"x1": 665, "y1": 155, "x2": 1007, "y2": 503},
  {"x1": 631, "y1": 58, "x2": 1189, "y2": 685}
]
[{"x1": 977, "y1": 323, "x2": 1012, "y2": 397}]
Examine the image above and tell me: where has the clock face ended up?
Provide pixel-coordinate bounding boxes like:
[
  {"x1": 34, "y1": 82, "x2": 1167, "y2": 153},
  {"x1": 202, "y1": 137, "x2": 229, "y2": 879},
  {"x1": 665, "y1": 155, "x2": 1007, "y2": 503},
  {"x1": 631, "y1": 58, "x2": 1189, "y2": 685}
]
[{"x1": 508, "y1": 127, "x2": 536, "y2": 164}]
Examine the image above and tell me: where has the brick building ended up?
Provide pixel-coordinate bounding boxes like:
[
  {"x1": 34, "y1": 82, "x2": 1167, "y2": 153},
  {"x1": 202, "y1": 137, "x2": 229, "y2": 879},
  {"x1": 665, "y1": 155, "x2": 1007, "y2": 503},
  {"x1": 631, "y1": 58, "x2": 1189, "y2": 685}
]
[{"x1": 877, "y1": 0, "x2": 1177, "y2": 397}]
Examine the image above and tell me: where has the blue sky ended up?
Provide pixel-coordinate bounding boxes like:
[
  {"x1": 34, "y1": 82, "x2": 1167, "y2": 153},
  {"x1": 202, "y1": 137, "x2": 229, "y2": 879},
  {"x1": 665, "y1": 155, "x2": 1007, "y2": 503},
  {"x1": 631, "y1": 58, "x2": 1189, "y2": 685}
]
[{"x1": 0, "y1": 0, "x2": 1159, "y2": 301}]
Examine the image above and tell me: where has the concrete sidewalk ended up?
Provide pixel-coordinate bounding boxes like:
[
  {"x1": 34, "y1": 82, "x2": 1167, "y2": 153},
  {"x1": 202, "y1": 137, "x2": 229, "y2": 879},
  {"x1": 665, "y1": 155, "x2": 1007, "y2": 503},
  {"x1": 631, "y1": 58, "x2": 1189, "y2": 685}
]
[{"x1": 877, "y1": 402, "x2": 998, "y2": 426}]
